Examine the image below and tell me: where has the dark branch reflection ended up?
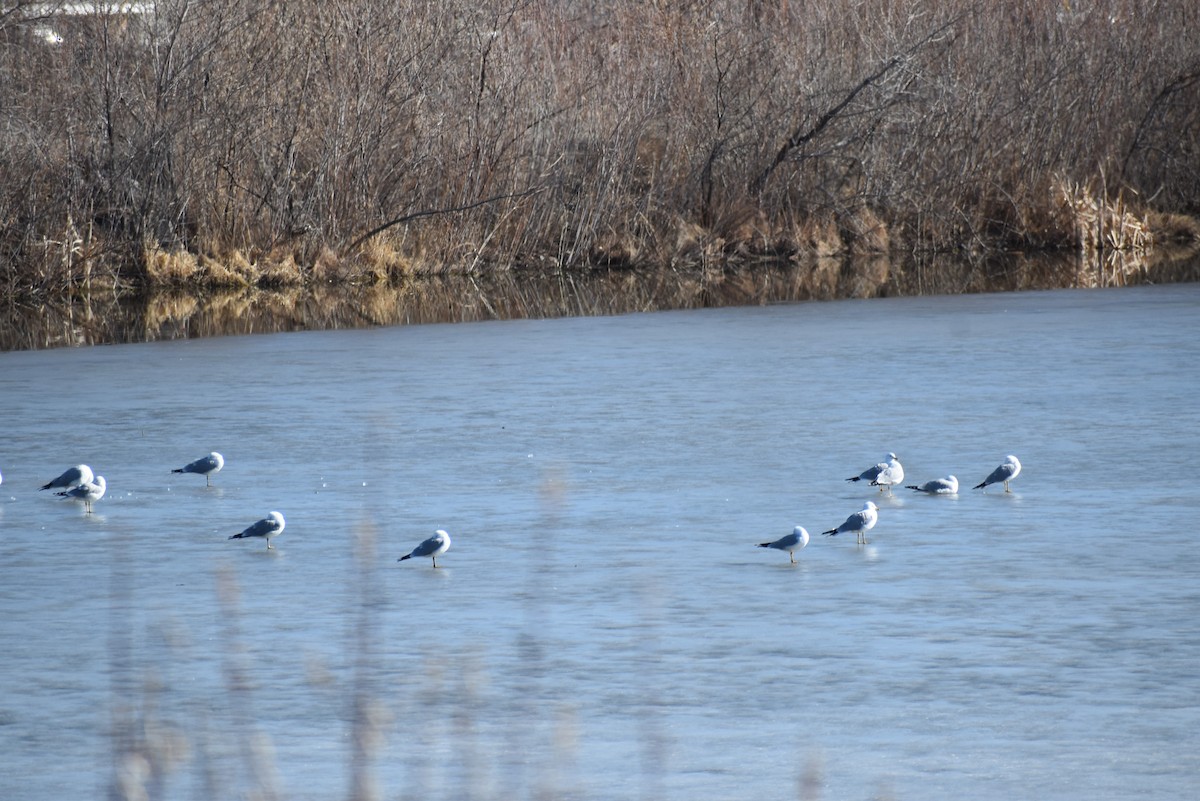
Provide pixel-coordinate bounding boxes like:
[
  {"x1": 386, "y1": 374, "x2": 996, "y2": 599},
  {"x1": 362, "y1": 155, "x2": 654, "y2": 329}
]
[{"x1": 4, "y1": 251, "x2": 1198, "y2": 352}]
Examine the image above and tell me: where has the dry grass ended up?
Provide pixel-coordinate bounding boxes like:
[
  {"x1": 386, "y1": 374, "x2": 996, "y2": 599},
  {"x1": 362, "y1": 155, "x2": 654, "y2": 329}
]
[
  {"x1": 1055, "y1": 178, "x2": 1152, "y2": 256},
  {"x1": 144, "y1": 247, "x2": 202, "y2": 284}
]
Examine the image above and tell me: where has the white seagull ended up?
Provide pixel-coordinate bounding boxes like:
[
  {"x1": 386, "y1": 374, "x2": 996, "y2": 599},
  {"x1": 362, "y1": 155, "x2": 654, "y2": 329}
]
[
  {"x1": 398, "y1": 529, "x2": 451, "y2": 568},
  {"x1": 822, "y1": 501, "x2": 879, "y2": 545},
  {"x1": 57, "y1": 475, "x2": 106, "y2": 513},
  {"x1": 757, "y1": 526, "x2": 810, "y2": 563},
  {"x1": 906, "y1": 475, "x2": 959, "y2": 495},
  {"x1": 172, "y1": 452, "x2": 225, "y2": 486},
  {"x1": 973, "y1": 455, "x2": 1021, "y2": 492},
  {"x1": 40, "y1": 464, "x2": 94, "y2": 491},
  {"x1": 229, "y1": 511, "x2": 286, "y2": 549},
  {"x1": 848, "y1": 453, "x2": 904, "y2": 493}
]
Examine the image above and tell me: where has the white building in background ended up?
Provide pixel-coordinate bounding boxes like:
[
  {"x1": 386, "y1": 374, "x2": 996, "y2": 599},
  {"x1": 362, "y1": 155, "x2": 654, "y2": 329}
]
[
  {"x1": 8, "y1": 2, "x2": 150, "y2": 13},
  {"x1": 31, "y1": 24, "x2": 64, "y2": 44},
  {"x1": 4, "y1": 3, "x2": 151, "y2": 46}
]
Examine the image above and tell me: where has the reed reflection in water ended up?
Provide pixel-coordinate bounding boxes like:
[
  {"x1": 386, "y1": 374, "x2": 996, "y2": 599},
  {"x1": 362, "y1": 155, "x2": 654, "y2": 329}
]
[{"x1": 4, "y1": 250, "x2": 1198, "y2": 351}]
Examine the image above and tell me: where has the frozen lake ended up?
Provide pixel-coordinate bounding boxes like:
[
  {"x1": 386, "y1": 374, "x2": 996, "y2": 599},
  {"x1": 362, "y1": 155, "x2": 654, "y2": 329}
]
[{"x1": 1, "y1": 284, "x2": 1198, "y2": 800}]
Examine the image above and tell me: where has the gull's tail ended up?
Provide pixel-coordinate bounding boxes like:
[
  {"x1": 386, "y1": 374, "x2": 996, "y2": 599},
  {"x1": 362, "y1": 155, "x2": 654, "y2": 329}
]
[
  {"x1": 228, "y1": 532, "x2": 244, "y2": 540},
  {"x1": 397, "y1": 554, "x2": 413, "y2": 562},
  {"x1": 39, "y1": 481, "x2": 53, "y2": 491},
  {"x1": 822, "y1": 528, "x2": 838, "y2": 536},
  {"x1": 845, "y1": 476, "x2": 861, "y2": 483},
  {"x1": 171, "y1": 468, "x2": 184, "y2": 474},
  {"x1": 905, "y1": 485, "x2": 920, "y2": 491},
  {"x1": 757, "y1": 542, "x2": 772, "y2": 548},
  {"x1": 972, "y1": 480, "x2": 987, "y2": 489}
]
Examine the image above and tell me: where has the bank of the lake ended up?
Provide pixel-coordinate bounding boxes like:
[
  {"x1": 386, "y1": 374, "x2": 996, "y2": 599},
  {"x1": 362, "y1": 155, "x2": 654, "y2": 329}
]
[
  {"x1": 5, "y1": 2, "x2": 1200, "y2": 305},
  {"x1": 4, "y1": 249, "x2": 1200, "y2": 352}
]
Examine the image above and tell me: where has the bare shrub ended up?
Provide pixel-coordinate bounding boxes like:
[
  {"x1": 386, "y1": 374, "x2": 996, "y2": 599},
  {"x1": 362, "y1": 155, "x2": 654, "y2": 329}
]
[{"x1": 2, "y1": 0, "x2": 1199, "y2": 296}]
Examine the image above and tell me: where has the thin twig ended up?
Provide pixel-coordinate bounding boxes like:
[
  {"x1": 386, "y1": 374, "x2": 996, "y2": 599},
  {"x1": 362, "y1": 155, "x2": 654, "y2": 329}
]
[
  {"x1": 749, "y1": 12, "x2": 968, "y2": 195},
  {"x1": 347, "y1": 187, "x2": 545, "y2": 252}
]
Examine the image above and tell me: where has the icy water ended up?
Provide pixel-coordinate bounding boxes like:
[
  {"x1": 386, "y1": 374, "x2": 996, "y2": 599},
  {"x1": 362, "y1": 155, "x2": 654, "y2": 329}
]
[{"x1": 1, "y1": 285, "x2": 1198, "y2": 800}]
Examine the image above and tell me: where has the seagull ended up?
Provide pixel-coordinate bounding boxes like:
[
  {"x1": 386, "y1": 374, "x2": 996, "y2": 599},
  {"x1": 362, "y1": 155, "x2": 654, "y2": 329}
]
[
  {"x1": 822, "y1": 501, "x2": 879, "y2": 545},
  {"x1": 869, "y1": 458, "x2": 905, "y2": 493},
  {"x1": 172, "y1": 452, "x2": 225, "y2": 486},
  {"x1": 57, "y1": 475, "x2": 106, "y2": 513},
  {"x1": 757, "y1": 526, "x2": 810, "y2": 563},
  {"x1": 229, "y1": 511, "x2": 285, "y2": 550},
  {"x1": 848, "y1": 453, "x2": 904, "y2": 493},
  {"x1": 973, "y1": 455, "x2": 1021, "y2": 492},
  {"x1": 905, "y1": 475, "x2": 959, "y2": 495},
  {"x1": 398, "y1": 529, "x2": 451, "y2": 568},
  {"x1": 40, "y1": 464, "x2": 94, "y2": 491}
]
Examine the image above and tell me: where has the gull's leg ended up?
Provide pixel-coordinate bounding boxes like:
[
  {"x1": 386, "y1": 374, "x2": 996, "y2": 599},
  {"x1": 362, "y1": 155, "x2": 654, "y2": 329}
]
[
  {"x1": 432, "y1": 556, "x2": 438, "y2": 568},
  {"x1": 267, "y1": 541, "x2": 273, "y2": 550},
  {"x1": 789, "y1": 552, "x2": 795, "y2": 564}
]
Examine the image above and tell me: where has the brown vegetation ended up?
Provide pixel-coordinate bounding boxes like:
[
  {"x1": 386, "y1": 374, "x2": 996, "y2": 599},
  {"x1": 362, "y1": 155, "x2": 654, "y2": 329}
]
[
  {"x1": 2, "y1": 0, "x2": 1199, "y2": 296},
  {"x1": 7, "y1": 249, "x2": 1200, "y2": 351}
]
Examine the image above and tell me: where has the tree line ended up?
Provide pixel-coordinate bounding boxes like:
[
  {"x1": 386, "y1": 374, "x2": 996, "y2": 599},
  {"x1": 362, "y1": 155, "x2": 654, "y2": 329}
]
[{"x1": 2, "y1": 0, "x2": 1198, "y2": 294}]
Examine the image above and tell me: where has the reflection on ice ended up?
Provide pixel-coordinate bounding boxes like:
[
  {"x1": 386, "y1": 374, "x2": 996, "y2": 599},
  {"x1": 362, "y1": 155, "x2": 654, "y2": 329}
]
[{"x1": 4, "y1": 251, "x2": 1199, "y2": 351}]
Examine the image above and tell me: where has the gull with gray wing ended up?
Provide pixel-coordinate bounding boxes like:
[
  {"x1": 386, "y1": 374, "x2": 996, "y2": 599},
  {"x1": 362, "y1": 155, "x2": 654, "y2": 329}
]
[
  {"x1": 398, "y1": 529, "x2": 451, "y2": 568},
  {"x1": 973, "y1": 455, "x2": 1021, "y2": 492},
  {"x1": 906, "y1": 475, "x2": 959, "y2": 495},
  {"x1": 57, "y1": 475, "x2": 106, "y2": 513},
  {"x1": 229, "y1": 511, "x2": 286, "y2": 549},
  {"x1": 173, "y1": 452, "x2": 224, "y2": 486},
  {"x1": 848, "y1": 453, "x2": 904, "y2": 493},
  {"x1": 41, "y1": 464, "x2": 93, "y2": 491},
  {"x1": 822, "y1": 501, "x2": 879, "y2": 545},
  {"x1": 757, "y1": 526, "x2": 810, "y2": 563}
]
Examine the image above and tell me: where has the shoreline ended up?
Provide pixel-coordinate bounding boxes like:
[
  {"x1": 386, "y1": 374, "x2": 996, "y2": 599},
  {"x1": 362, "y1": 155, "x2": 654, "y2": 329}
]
[
  {"x1": 5, "y1": 2, "x2": 1200, "y2": 309},
  {"x1": 5, "y1": 249, "x2": 1199, "y2": 352}
]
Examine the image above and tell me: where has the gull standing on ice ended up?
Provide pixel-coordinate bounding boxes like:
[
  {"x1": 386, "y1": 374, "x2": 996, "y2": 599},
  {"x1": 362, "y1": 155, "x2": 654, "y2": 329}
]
[
  {"x1": 229, "y1": 511, "x2": 286, "y2": 549},
  {"x1": 822, "y1": 501, "x2": 879, "y2": 545},
  {"x1": 398, "y1": 529, "x2": 451, "y2": 568},
  {"x1": 869, "y1": 457, "x2": 905, "y2": 493},
  {"x1": 40, "y1": 464, "x2": 93, "y2": 491},
  {"x1": 57, "y1": 475, "x2": 106, "y2": 513},
  {"x1": 906, "y1": 475, "x2": 959, "y2": 495},
  {"x1": 757, "y1": 526, "x2": 810, "y2": 563},
  {"x1": 973, "y1": 455, "x2": 1021, "y2": 492},
  {"x1": 847, "y1": 453, "x2": 904, "y2": 493},
  {"x1": 172, "y1": 452, "x2": 225, "y2": 486}
]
